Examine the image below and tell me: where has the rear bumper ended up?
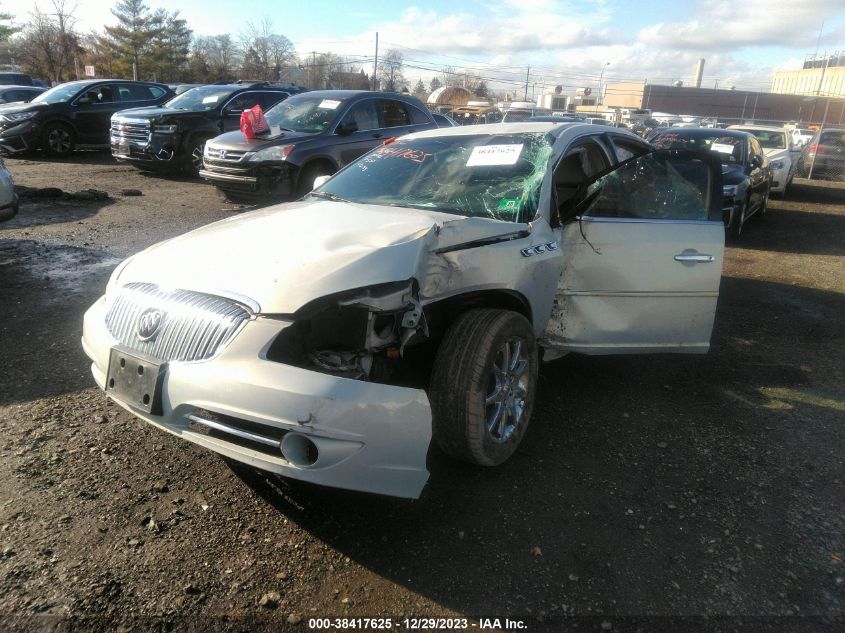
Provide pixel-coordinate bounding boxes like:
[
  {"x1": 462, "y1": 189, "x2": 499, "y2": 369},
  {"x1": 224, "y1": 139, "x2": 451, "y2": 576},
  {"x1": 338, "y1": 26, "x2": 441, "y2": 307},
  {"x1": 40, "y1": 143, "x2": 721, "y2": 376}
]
[{"x1": 81, "y1": 295, "x2": 432, "y2": 498}]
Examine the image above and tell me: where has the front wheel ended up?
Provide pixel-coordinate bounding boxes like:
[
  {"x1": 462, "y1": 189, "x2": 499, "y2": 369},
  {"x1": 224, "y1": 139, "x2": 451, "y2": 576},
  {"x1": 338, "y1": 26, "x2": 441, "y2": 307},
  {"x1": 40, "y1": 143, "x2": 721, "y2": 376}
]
[
  {"x1": 41, "y1": 122, "x2": 75, "y2": 157},
  {"x1": 429, "y1": 308, "x2": 538, "y2": 466},
  {"x1": 758, "y1": 184, "x2": 770, "y2": 217},
  {"x1": 183, "y1": 138, "x2": 209, "y2": 177}
]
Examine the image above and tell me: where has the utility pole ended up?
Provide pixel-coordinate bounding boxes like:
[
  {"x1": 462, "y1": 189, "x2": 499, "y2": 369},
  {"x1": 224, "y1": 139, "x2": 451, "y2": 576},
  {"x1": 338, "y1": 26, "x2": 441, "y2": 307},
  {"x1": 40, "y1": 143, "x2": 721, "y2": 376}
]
[
  {"x1": 524, "y1": 66, "x2": 529, "y2": 101},
  {"x1": 372, "y1": 32, "x2": 379, "y2": 91}
]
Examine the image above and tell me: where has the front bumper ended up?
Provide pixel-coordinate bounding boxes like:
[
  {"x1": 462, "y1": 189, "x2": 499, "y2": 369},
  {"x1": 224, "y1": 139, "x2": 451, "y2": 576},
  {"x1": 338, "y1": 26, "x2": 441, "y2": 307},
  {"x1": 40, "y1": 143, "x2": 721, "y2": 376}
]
[
  {"x1": 0, "y1": 193, "x2": 18, "y2": 222},
  {"x1": 770, "y1": 167, "x2": 789, "y2": 192},
  {"x1": 0, "y1": 121, "x2": 37, "y2": 154},
  {"x1": 200, "y1": 161, "x2": 295, "y2": 197},
  {"x1": 81, "y1": 295, "x2": 432, "y2": 498},
  {"x1": 111, "y1": 132, "x2": 183, "y2": 171}
]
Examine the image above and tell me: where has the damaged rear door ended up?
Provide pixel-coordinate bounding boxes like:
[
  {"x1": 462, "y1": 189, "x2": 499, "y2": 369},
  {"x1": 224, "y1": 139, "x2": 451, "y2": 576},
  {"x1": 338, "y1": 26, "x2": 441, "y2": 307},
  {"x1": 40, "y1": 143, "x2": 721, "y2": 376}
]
[{"x1": 543, "y1": 149, "x2": 724, "y2": 354}]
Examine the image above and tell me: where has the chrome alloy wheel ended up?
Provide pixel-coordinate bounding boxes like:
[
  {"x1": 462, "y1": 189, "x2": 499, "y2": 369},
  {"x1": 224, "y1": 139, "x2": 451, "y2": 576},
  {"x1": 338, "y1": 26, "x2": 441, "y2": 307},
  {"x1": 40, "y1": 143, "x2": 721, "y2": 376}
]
[
  {"x1": 47, "y1": 128, "x2": 72, "y2": 154},
  {"x1": 190, "y1": 143, "x2": 205, "y2": 173},
  {"x1": 485, "y1": 337, "x2": 530, "y2": 443}
]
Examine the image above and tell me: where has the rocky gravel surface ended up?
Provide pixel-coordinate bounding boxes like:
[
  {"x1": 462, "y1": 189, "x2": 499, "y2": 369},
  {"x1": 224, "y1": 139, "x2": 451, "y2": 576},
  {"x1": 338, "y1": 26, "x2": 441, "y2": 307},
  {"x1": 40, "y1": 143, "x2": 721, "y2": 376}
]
[{"x1": 0, "y1": 152, "x2": 843, "y2": 632}]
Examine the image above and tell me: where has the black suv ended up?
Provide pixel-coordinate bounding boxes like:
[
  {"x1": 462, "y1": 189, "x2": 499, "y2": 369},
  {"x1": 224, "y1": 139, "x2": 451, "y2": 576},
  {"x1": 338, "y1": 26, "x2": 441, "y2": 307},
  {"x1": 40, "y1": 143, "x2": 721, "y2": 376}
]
[
  {"x1": 0, "y1": 79, "x2": 173, "y2": 156},
  {"x1": 200, "y1": 90, "x2": 437, "y2": 201},
  {"x1": 111, "y1": 82, "x2": 290, "y2": 175}
]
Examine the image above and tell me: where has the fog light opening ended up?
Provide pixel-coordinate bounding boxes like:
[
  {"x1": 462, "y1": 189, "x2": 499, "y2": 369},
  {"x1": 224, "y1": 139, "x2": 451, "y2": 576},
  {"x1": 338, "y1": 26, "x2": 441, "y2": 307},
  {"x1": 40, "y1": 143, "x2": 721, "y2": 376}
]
[{"x1": 281, "y1": 433, "x2": 319, "y2": 468}]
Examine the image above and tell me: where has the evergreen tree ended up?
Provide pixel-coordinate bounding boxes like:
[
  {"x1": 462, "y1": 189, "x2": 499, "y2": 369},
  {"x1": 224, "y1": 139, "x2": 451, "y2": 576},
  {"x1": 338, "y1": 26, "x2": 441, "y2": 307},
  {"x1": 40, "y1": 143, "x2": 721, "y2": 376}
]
[{"x1": 105, "y1": 0, "x2": 159, "y2": 79}]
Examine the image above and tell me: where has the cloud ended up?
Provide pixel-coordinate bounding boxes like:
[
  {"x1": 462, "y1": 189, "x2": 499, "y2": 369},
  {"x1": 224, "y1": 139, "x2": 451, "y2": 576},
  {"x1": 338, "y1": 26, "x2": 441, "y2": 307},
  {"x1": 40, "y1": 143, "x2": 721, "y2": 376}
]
[{"x1": 635, "y1": 0, "x2": 841, "y2": 50}]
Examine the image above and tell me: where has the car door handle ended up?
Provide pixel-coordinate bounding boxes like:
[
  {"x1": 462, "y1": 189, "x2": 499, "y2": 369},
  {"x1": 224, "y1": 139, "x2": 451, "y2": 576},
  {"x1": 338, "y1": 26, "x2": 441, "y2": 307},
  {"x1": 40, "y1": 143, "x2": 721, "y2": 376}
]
[{"x1": 674, "y1": 253, "x2": 714, "y2": 263}]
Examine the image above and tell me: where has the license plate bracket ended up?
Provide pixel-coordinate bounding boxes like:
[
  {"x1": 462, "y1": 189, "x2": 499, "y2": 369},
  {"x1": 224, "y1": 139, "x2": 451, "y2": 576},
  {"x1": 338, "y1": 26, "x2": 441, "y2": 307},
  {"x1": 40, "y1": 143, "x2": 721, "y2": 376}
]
[
  {"x1": 118, "y1": 140, "x2": 130, "y2": 157},
  {"x1": 106, "y1": 348, "x2": 165, "y2": 415}
]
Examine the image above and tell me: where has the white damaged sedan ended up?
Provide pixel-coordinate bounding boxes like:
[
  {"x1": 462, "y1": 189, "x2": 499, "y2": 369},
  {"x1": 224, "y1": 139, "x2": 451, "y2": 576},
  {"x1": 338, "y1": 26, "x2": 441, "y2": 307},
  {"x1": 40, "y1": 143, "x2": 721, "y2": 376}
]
[{"x1": 82, "y1": 122, "x2": 725, "y2": 498}]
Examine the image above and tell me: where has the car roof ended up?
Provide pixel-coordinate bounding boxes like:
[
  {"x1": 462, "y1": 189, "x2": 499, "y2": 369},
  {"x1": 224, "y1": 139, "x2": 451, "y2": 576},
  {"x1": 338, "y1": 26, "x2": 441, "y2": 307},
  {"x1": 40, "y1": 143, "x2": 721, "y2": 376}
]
[
  {"x1": 652, "y1": 127, "x2": 751, "y2": 139},
  {"x1": 404, "y1": 121, "x2": 635, "y2": 141},
  {"x1": 54, "y1": 79, "x2": 170, "y2": 89},
  {"x1": 0, "y1": 85, "x2": 43, "y2": 90},
  {"x1": 728, "y1": 125, "x2": 787, "y2": 133}
]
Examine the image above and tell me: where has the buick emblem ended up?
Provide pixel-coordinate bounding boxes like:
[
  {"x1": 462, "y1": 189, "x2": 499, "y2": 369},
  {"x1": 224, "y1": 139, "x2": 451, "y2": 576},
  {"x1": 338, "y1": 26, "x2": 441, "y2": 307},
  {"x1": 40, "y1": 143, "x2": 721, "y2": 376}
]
[
  {"x1": 137, "y1": 308, "x2": 165, "y2": 342},
  {"x1": 219, "y1": 149, "x2": 227, "y2": 159}
]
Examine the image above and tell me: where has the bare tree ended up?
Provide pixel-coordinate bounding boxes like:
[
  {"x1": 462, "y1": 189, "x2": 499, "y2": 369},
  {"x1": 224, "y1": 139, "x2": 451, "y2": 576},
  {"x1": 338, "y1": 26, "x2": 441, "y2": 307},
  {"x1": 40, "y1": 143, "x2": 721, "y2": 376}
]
[
  {"x1": 12, "y1": 0, "x2": 80, "y2": 82},
  {"x1": 378, "y1": 48, "x2": 405, "y2": 92},
  {"x1": 240, "y1": 18, "x2": 294, "y2": 81}
]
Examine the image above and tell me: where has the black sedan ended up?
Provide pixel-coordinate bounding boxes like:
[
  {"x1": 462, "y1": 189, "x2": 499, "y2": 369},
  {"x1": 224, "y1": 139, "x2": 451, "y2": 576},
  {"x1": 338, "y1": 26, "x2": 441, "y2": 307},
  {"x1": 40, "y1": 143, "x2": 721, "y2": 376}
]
[
  {"x1": 0, "y1": 79, "x2": 173, "y2": 156},
  {"x1": 648, "y1": 128, "x2": 772, "y2": 237}
]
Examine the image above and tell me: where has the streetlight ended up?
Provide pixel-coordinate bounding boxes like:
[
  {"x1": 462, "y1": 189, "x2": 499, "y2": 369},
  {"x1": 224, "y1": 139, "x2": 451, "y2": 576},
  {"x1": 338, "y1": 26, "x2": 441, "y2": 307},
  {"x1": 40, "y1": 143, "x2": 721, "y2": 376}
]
[{"x1": 598, "y1": 62, "x2": 610, "y2": 108}]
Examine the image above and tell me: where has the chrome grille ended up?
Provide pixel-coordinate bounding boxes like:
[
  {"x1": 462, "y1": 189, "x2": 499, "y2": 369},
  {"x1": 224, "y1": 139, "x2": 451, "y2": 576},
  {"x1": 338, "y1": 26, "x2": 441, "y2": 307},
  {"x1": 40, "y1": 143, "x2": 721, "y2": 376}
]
[
  {"x1": 205, "y1": 147, "x2": 250, "y2": 163},
  {"x1": 110, "y1": 119, "x2": 150, "y2": 143},
  {"x1": 105, "y1": 283, "x2": 252, "y2": 362}
]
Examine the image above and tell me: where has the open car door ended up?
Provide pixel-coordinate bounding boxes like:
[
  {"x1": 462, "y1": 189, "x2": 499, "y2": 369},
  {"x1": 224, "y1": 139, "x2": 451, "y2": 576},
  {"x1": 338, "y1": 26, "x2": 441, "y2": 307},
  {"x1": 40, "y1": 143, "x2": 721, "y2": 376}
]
[{"x1": 543, "y1": 149, "x2": 724, "y2": 354}]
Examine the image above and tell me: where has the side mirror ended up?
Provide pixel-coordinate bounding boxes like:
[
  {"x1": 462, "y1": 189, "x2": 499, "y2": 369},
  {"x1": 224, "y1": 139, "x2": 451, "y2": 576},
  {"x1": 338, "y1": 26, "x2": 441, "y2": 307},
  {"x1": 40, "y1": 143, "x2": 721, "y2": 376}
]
[
  {"x1": 750, "y1": 154, "x2": 763, "y2": 169},
  {"x1": 313, "y1": 175, "x2": 331, "y2": 189},
  {"x1": 336, "y1": 121, "x2": 358, "y2": 136}
]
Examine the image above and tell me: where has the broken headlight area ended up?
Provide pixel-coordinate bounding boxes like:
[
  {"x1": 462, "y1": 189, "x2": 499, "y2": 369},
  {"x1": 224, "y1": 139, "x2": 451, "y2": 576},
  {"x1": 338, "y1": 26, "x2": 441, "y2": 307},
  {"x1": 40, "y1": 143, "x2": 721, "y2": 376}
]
[{"x1": 265, "y1": 280, "x2": 431, "y2": 385}]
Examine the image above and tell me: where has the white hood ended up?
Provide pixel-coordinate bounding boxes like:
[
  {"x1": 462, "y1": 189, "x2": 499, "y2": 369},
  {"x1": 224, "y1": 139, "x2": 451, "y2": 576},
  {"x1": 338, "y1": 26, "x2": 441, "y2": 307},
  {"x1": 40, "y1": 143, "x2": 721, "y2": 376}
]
[{"x1": 117, "y1": 199, "x2": 522, "y2": 314}]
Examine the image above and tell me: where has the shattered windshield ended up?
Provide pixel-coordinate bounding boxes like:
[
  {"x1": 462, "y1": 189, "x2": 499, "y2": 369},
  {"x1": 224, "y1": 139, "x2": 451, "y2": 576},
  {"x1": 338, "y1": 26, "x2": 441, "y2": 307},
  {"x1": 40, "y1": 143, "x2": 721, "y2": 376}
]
[{"x1": 315, "y1": 132, "x2": 554, "y2": 222}]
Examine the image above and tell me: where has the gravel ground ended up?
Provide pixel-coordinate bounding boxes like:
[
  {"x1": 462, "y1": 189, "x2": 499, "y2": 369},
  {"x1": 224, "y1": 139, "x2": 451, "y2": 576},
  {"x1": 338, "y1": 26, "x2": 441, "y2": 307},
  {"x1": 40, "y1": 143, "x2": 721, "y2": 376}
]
[{"x1": 0, "y1": 152, "x2": 843, "y2": 633}]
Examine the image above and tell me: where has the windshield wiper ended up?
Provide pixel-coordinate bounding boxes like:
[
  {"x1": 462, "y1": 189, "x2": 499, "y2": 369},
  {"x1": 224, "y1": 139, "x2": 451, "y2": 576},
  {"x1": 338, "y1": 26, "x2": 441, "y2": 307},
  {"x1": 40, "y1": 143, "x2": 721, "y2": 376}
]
[
  {"x1": 388, "y1": 202, "x2": 464, "y2": 213},
  {"x1": 309, "y1": 191, "x2": 351, "y2": 203}
]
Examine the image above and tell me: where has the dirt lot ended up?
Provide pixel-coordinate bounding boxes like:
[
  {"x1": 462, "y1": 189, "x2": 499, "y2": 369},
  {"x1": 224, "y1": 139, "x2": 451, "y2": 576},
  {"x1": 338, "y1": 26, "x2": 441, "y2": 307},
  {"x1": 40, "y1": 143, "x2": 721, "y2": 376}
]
[{"x1": 0, "y1": 152, "x2": 843, "y2": 632}]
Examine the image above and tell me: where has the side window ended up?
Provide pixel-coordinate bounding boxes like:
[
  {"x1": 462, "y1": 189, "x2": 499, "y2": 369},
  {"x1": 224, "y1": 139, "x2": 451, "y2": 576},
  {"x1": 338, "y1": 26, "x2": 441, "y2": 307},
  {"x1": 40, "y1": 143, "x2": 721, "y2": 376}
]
[
  {"x1": 149, "y1": 86, "x2": 166, "y2": 99},
  {"x1": 94, "y1": 86, "x2": 114, "y2": 103},
  {"x1": 609, "y1": 136, "x2": 649, "y2": 163},
  {"x1": 407, "y1": 105, "x2": 431, "y2": 125},
  {"x1": 226, "y1": 92, "x2": 261, "y2": 113},
  {"x1": 553, "y1": 140, "x2": 610, "y2": 210},
  {"x1": 340, "y1": 100, "x2": 379, "y2": 131},
  {"x1": 258, "y1": 92, "x2": 286, "y2": 110},
  {"x1": 381, "y1": 100, "x2": 411, "y2": 127},
  {"x1": 583, "y1": 152, "x2": 715, "y2": 221}
]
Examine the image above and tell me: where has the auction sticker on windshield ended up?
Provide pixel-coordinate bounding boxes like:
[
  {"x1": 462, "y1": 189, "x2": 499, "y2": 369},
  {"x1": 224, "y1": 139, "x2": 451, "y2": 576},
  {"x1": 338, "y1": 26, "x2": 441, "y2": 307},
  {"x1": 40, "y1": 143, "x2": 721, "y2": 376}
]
[
  {"x1": 711, "y1": 142, "x2": 736, "y2": 154},
  {"x1": 466, "y1": 143, "x2": 524, "y2": 166},
  {"x1": 202, "y1": 96, "x2": 219, "y2": 104},
  {"x1": 319, "y1": 99, "x2": 342, "y2": 109}
]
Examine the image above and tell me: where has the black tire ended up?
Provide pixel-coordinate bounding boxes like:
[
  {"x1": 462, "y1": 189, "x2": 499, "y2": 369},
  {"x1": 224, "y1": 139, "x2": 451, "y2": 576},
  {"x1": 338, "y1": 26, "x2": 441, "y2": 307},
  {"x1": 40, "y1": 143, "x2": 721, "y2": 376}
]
[
  {"x1": 430, "y1": 308, "x2": 538, "y2": 466},
  {"x1": 758, "y1": 184, "x2": 770, "y2": 217},
  {"x1": 41, "y1": 122, "x2": 75, "y2": 157},
  {"x1": 183, "y1": 137, "x2": 209, "y2": 177},
  {"x1": 296, "y1": 162, "x2": 334, "y2": 197}
]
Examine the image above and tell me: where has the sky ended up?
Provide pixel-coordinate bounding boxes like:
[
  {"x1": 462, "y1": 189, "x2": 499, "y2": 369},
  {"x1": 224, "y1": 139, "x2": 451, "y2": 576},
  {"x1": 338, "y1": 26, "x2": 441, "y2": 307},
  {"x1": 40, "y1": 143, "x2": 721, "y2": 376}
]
[{"x1": 11, "y1": 0, "x2": 845, "y2": 94}]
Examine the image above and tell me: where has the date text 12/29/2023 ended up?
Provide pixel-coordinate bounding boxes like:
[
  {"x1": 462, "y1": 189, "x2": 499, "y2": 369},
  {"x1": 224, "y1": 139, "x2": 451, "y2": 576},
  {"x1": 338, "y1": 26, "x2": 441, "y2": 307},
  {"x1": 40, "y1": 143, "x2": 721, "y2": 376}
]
[{"x1": 307, "y1": 617, "x2": 528, "y2": 630}]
